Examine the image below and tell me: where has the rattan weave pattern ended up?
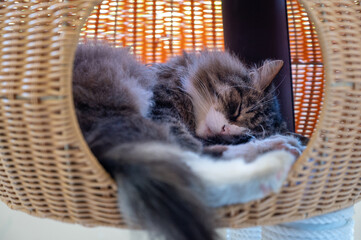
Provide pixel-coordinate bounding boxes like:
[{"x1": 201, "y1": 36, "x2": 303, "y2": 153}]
[
  {"x1": 0, "y1": 0, "x2": 361, "y2": 229},
  {"x1": 0, "y1": 0, "x2": 123, "y2": 226}
]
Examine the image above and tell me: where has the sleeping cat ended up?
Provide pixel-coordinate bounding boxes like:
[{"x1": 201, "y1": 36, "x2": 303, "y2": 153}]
[
  {"x1": 150, "y1": 51, "x2": 291, "y2": 155},
  {"x1": 72, "y1": 43, "x2": 304, "y2": 240}
]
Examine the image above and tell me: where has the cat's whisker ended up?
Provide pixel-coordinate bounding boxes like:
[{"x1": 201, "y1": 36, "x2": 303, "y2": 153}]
[
  {"x1": 257, "y1": 96, "x2": 278, "y2": 108},
  {"x1": 248, "y1": 99, "x2": 272, "y2": 112},
  {"x1": 260, "y1": 124, "x2": 266, "y2": 138},
  {"x1": 248, "y1": 85, "x2": 281, "y2": 111},
  {"x1": 258, "y1": 74, "x2": 286, "y2": 101},
  {"x1": 275, "y1": 74, "x2": 287, "y2": 89},
  {"x1": 260, "y1": 84, "x2": 279, "y2": 100}
]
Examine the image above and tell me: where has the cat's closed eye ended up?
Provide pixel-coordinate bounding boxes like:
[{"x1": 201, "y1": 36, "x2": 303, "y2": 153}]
[
  {"x1": 245, "y1": 109, "x2": 253, "y2": 114},
  {"x1": 232, "y1": 102, "x2": 242, "y2": 118}
]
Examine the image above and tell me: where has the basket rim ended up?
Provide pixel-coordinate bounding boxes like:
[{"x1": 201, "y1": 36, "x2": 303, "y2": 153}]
[
  {"x1": 67, "y1": 0, "x2": 115, "y2": 182},
  {"x1": 290, "y1": 0, "x2": 329, "y2": 172}
]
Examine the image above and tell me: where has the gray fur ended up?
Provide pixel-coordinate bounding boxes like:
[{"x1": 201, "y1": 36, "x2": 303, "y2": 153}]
[
  {"x1": 150, "y1": 51, "x2": 288, "y2": 147},
  {"x1": 73, "y1": 43, "x2": 217, "y2": 240}
]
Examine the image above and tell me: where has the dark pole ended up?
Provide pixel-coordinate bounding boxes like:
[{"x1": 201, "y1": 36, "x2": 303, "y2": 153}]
[{"x1": 222, "y1": 0, "x2": 295, "y2": 132}]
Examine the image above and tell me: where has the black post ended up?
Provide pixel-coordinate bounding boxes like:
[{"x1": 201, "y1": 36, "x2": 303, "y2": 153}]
[{"x1": 222, "y1": 0, "x2": 295, "y2": 132}]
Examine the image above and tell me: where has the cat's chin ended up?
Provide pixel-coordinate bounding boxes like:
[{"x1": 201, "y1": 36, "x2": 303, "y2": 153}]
[{"x1": 198, "y1": 134, "x2": 254, "y2": 146}]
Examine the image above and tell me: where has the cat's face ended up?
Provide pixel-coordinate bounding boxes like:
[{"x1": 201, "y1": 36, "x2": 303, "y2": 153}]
[{"x1": 182, "y1": 52, "x2": 284, "y2": 144}]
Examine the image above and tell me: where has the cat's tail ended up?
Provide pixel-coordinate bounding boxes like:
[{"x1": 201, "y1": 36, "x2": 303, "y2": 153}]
[{"x1": 98, "y1": 142, "x2": 218, "y2": 240}]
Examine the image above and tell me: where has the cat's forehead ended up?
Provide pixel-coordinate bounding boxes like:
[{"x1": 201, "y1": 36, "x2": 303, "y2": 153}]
[
  {"x1": 190, "y1": 51, "x2": 249, "y2": 79},
  {"x1": 183, "y1": 51, "x2": 266, "y2": 101},
  {"x1": 190, "y1": 63, "x2": 251, "y2": 93}
]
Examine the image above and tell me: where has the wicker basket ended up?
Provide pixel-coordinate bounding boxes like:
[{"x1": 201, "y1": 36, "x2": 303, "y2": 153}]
[{"x1": 0, "y1": 0, "x2": 361, "y2": 229}]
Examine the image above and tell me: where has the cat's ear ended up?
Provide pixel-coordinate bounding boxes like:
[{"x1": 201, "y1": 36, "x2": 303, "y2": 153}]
[{"x1": 250, "y1": 60, "x2": 284, "y2": 90}]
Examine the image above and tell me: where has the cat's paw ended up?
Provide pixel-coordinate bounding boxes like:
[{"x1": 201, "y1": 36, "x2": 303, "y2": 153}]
[
  {"x1": 220, "y1": 134, "x2": 304, "y2": 163},
  {"x1": 202, "y1": 150, "x2": 296, "y2": 207},
  {"x1": 261, "y1": 135, "x2": 305, "y2": 158},
  {"x1": 221, "y1": 142, "x2": 260, "y2": 162},
  {"x1": 252, "y1": 150, "x2": 295, "y2": 195}
]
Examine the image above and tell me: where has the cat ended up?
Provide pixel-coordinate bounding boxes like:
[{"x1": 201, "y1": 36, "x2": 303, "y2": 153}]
[
  {"x1": 72, "y1": 43, "x2": 304, "y2": 240},
  {"x1": 150, "y1": 51, "x2": 292, "y2": 155},
  {"x1": 149, "y1": 50, "x2": 305, "y2": 205},
  {"x1": 73, "y1": 43, "x2": 218, "y2": 240}
]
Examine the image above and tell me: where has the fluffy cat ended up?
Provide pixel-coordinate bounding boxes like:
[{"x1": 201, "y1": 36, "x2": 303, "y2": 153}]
[
  {"x1": 72, "y1": 43, "x2": 304, "y2": 240},
  {"x1": 73, "y1": 44, "x2": 218, "y2": 240},
  {"x1": 150, "y1": 51, "x2": 288, "y2": 153},
  {"x1": 149, "y1": 50, "x2": 305, "y2": 206}
]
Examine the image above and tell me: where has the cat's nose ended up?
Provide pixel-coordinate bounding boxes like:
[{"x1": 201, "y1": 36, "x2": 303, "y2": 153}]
[{"x1": 220, "y1": 125, "x2": 230, "y2": 135}]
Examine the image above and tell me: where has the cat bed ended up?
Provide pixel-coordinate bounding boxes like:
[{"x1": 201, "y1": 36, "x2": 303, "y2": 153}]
[{"x1": 0, "y1": 0, "x2": 360, "y2": 229}]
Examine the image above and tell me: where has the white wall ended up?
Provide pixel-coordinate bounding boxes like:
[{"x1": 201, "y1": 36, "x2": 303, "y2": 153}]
[
  {"x1": 0, "y1": 201, "x2": 360, "y2": 240},
  {"x1": 0, "y1": 201, "x2": 145, "y2": 240},
  {"x1": 355, "y1": 203, "x2": 361, "y2": 240}
]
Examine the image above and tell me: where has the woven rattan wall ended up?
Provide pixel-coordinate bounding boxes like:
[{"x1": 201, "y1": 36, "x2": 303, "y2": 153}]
[
  {"x1": 1, "y1": 0, "x2": 361, "y2": 229},
  {"x1": 80, "y1": 0, "x2": 324, "y2": 138},
  {"x1": 0, "y1": 0, "x2": 123, "y2": 226}
]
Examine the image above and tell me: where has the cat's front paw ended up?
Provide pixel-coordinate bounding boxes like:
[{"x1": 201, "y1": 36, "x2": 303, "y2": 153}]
[
  {"x1": 221, "y1": 142, "x2": 259, "y2": 162},
  {"x1": 219, "y1": 134, "x2": 305, "y2": 163},
  {"x1": 202, "y1": 149, "x2": 296, "y2": 207},
  {"x1": 262, "y1": 135, "x2": 305, "y2": 158},
  {"x1": 252, "y1": 150, "x2": 295, "y2": 195}
]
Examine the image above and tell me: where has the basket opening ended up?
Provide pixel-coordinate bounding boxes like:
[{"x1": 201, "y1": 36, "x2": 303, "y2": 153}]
[{"x1": 78, "y1": 0, "x2": 324, "y2": 139}]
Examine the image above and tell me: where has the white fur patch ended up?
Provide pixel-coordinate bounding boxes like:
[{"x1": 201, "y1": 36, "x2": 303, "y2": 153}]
[
  {"x1": 181, "y1": 76, "x2": 213, "y2": 133},
  {"x1": 183, "y1": 150, "x2": 295, "y2": 207},
  {"x1": 203, "y1": 106, "x2": 227, "y2": 136},
  {"x1": 196, "y1": 105, "x2": 223, "y2": 137}
]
